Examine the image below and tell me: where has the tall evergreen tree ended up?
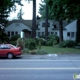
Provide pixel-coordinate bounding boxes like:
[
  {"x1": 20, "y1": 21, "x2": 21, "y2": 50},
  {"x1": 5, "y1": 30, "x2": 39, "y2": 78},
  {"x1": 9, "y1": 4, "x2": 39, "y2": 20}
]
[
  {"x1": 0, "y1": 0, "x2": 22, "y2": 25},
  {"x1": 45, "y1": 0, "x2": 48, "y2": 38},
  {"x1": 17, "y1": 8, "x2": 24, "y2": 20},
  {"x1": 25, "y1": 0, "x2": 36, "y2": 38},
  {"x1": 0, "y1": 0, "x2": 22, "y2": 42},
  {"x1": 39, "y1": 0, "x2": 80, "y2": 43},
  {"x1": 39, "y1": 0, "x2": 49, "y2": 38},
  {"x1": 32, "y1": 0, "x2": 36, "y2": 38}
]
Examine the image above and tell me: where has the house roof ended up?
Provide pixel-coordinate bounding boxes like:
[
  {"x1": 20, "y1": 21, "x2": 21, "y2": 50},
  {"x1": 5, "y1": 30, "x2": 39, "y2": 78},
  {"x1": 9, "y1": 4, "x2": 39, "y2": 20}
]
[
  {"x1": 6, "y1": 19, "x2": 41, "y2": 28},
  {"x1": 6, "y1": 19, "x2": 70, "y2": 30},
  {"x1": 6, "y1": 20, "x2": 32, "y2": 28}
]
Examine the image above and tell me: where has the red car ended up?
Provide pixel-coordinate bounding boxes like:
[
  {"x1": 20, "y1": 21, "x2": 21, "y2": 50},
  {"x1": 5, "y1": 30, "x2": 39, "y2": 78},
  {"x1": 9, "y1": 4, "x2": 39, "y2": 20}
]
[{"x1": 0, "y1": 44, "x2": 22, "y2": 59}]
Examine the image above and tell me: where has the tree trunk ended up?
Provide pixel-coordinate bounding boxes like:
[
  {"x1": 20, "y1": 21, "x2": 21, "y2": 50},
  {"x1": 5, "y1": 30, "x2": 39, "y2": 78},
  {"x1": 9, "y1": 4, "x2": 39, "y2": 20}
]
[
  {"x1": 45, "y1": 0, "x2": 48, "y2": 38},
  {"x1": 32, "y1": 0, "x2": 36, "y2": 38},
  {"x1": 59, "y1": 19, "x2": 63, "y2": 43},
  {"x1": 76, "y1": 19, "x2": 80, "y2": 43}
]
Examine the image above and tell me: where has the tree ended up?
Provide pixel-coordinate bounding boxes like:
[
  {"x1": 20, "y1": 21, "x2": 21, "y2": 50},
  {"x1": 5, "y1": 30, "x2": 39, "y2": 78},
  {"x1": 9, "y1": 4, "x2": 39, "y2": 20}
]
[
  {"x1": 39, "y1": 0, "x2": 80, "y2": 43},
  {"x1": 39, "y1": 0, "x2": 49, "y2": 38},
  {"x1": 0, "y1": 0, "x2": 23, "y2": 26},
  {"x1": 32, "y1": 0, "x2": 36, "y2": 38},
  {"x1": 25, "y1": 0, "x2": 36, "y2": 38},
  {"x1": 17, "y1": 8, "x2": 24, "y2": 20},
  {"x1": 76, "y1": 19, "x2": 80, "y2": 43},
  {"x1": 45, "y1": 0, "x2": 48, "y2": 38},
  {"x1": 0, "y1": 0, "x2": 23, "y2": 43}
]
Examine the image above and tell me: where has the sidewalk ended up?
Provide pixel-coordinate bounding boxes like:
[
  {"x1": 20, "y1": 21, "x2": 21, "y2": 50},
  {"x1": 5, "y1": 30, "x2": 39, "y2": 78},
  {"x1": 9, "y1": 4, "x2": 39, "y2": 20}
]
[{"x1": 22, "y1": 53, "x2": 80, "y2": 60}]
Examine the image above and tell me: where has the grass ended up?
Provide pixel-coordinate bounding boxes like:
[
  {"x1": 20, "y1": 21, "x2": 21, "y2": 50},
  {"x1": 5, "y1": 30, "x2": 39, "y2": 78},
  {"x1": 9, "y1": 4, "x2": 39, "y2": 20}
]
[
  {"x1": 41, "y1": 46, "x2": 80, "y2": 54},
  {"x1": 23, "y1": 46, "x2": 80, "y2": 54}
]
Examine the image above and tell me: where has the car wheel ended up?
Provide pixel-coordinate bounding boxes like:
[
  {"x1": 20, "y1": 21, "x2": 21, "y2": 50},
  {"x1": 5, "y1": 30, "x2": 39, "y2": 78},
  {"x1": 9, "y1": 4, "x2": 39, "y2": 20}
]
[{"x1": 7, "y1": 53, "x2": 13, "y2": 59}]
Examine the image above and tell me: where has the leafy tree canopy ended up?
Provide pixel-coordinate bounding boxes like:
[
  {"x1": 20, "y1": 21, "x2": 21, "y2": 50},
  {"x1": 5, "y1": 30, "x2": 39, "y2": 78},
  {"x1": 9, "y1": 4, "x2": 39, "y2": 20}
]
[
  {"x1": 0, "y1": 0, "x2": 23, "y2": 26},
  {"x1": 39, "y1": 0, "x2": 80, "y2": 21}
]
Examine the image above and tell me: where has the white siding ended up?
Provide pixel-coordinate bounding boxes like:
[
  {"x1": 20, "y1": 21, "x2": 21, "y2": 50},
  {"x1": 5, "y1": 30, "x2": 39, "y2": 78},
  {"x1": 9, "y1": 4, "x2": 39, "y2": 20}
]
[
  {"x1": 64, "y1": 20, "x2": 77, "y2": 40},
  {"x1": 36, "y1": 20, "x2": 54, "y2": 37},
  {"x1": 5, "y1": 23, "x2": 31, "y2": 37}
]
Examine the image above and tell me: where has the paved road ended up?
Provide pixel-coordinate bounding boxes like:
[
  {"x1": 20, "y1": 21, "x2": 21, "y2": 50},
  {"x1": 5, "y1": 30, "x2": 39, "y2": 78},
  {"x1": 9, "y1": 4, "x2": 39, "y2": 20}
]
[{"x1": 0, "y1": 58, "x2": 80, "y2": 80}]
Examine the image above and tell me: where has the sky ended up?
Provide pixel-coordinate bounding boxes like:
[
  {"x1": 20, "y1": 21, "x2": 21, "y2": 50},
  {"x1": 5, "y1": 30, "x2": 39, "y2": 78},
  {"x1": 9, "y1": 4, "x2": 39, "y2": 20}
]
[{"x1": 8, "y1": 0, "x2": 41, "y2": 20}]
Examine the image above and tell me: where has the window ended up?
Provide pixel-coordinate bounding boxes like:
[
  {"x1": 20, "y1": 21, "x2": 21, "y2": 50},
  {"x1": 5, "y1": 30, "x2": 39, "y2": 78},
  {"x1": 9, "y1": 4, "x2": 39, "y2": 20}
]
[
  {"x1": 42, "y1": 22, "x2": 50, "y2": 27},
  {"x1": 71, "y1": 32, "x2": 74, "y2": 38},
  {"x1": 55, "y1": 32, "x2": 57, "y2": 35},
  {"x1": 54, "y1": 25, "x2": 57, "y2": 28},
  {"x1": 38, "y1": 32, "x2": 40, "y2": 37},
  {"x1": 42, "y1": 32, "x2": 44, "y2": 35},
  {"x1": 15, "y1": 31, "x2": 18, "y2": 35},
  {"x1": 0, "y1": 45, "x2": 10, "y2": 49},
  {"x1": 51, "y1": 32, "x2": 54, "y2": 34},
  {"x1": 48, "y1": 32, "x2": 50, "y2": 35},
  {"x1": 11, "y1": 31, "x2": 14, "y2": 36},
  {"x1": 67, "y1": 32, "x2": 70, "y2": 37},
  {"x1": 8, "y1": 31, "x2": 10, "y2": 37}
]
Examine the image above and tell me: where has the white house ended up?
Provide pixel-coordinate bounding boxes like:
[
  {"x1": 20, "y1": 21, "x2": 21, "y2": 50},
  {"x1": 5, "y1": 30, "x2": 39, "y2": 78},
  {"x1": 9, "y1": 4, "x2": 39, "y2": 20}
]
[
  {"x1": 5, "y1": 19, "x2": 78, "y2": 41},
  {"x1": 63, "y1": 20, "x2": 77, "y2": 41},
  {"x1": 5, "y1": 20, "x2": 32, "y2": 38}
]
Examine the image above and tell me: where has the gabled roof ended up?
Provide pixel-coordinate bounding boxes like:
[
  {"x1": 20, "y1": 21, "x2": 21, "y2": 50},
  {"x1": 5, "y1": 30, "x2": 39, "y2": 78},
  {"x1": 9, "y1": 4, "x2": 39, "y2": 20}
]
[
  {"x1": 6, "y1": 19, "x2": 41, "y2": 28},
  {"x1": 6, "y1": 20, "x2": 32, "y2": 28},
  {"x1": 6, "y1": 19, "x2": 70, "y2": 29}
]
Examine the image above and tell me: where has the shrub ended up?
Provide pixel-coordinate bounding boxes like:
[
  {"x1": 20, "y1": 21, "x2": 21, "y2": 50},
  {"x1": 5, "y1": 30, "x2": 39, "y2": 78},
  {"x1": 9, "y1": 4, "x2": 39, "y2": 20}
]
[
  {"x1": 59, "y1": 40, "x2": 76, "y2": 48},
  {"x1": 16, "y1": 38, "x2": 25, "y2": 50},
  {"x1": 46, "y1": 39, "x2": 53, "y2": 46},
  {"x1": 10, "y1": 41, "x2": 16, "y2": 45},
  {"x1": 46, "y1": 34, "x2": 59, "y2": 46},
  {"x1": 36, "y1": 49, "x2": 48, "y2": 55},
  {"x1": 77, "y1": 42, "x2": 80, "y2": 46},
  {"x1": 25, "y1": 38, "x2": 36, "y2": 50},
  {"x1": 23, "y1": 48, "x2": 30, "y2": 54},
  {"x1": 29, "y1": 50, "x2": 36, "y2": 54},
  {"x1": 28, "y1": 49, "x2": 48, "y2": 55},
  {"x1": 11, "y1": 35, "x2": 20, "y2": 41}
]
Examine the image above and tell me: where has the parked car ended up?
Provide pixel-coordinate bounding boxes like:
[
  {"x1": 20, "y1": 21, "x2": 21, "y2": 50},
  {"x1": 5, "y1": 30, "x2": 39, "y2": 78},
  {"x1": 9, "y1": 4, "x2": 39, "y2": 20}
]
[{"x1": 0, "y1": 44, "x2": 22, "y2": 59}]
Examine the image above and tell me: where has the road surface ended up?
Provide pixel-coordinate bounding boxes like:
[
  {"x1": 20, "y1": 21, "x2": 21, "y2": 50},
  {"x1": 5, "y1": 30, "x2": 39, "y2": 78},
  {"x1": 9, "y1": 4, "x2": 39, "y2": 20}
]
[{"x1": 0, "y1": 58, "x2": 80, "y2": 80}]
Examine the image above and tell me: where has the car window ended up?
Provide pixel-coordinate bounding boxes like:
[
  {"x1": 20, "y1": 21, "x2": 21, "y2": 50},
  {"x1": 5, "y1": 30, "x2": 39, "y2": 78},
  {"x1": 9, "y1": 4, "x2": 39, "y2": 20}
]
[
  {"x1": 10, "y1": 44, "x2": 17, "y2": 48},
  {"x1": 0, "y1": 45, "x2": 10, "y2": 49}
]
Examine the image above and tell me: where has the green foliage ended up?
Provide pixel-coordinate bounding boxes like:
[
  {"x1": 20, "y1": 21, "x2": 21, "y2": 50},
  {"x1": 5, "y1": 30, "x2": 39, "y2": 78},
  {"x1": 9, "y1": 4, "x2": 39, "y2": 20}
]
[
  {"x1": 59, "y1": 40, "x2": 76, "y2": 48},
  {"x1": 11, "y1": 35, "x2": 20, "y2": 41},
  {"x1": 0, "y1": 0, "x2": 22, "y2": 25},
  {"x1": 35, "y1": 38, "x2": 46, "y2": 46},
  {"x1": 16, "y1": 38, "x2": 25, "y2": 50},
  {"x1": 36, "y1": 49, "x2": 48, "y2": 55},
  {"x1": 25, "y1": 38, "x2": 36, "y2": 50},
  {"x1": 28, "y1": 49, "x2": 48, "y2": 55},
  {"x1": 38, "y1": 40, "x2": 41, "y2": 49},
  {"x1": 23, "y1": 48, "x2": 30, "y2": 54},
  {"x1": 39, "y1": 0, "x2": 80, "y2": 20},
  {"x1": 46, "y1": 35, "x2": 59, "y2": 46},
  {"x1": 10, "y1": 41, "x2": 16, "y2": 45},
  {"x1": 29, "y1": 50, "x2": 36, "y2": 54},
  {"x1": 46, "y1": 39, "x2": 53, "y2": 46},
  {"x1": 0, "y1": 29, "x2": 10, "y2": 43},
  {"x1": 17, "y1": 8, "x2": 24, "y2": 20}
]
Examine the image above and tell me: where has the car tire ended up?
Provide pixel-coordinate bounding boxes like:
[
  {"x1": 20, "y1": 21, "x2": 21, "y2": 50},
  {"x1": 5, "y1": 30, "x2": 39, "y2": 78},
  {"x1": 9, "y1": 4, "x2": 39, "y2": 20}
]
[{"x1": 7, "y1": 53, "x2": 13, "y2": 59}]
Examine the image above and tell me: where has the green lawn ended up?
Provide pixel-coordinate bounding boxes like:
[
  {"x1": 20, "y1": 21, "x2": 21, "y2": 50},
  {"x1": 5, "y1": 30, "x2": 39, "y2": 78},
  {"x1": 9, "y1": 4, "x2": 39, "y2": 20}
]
[{"x1": 41, "y1": 46, "x2": 80, "y2": 54}]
